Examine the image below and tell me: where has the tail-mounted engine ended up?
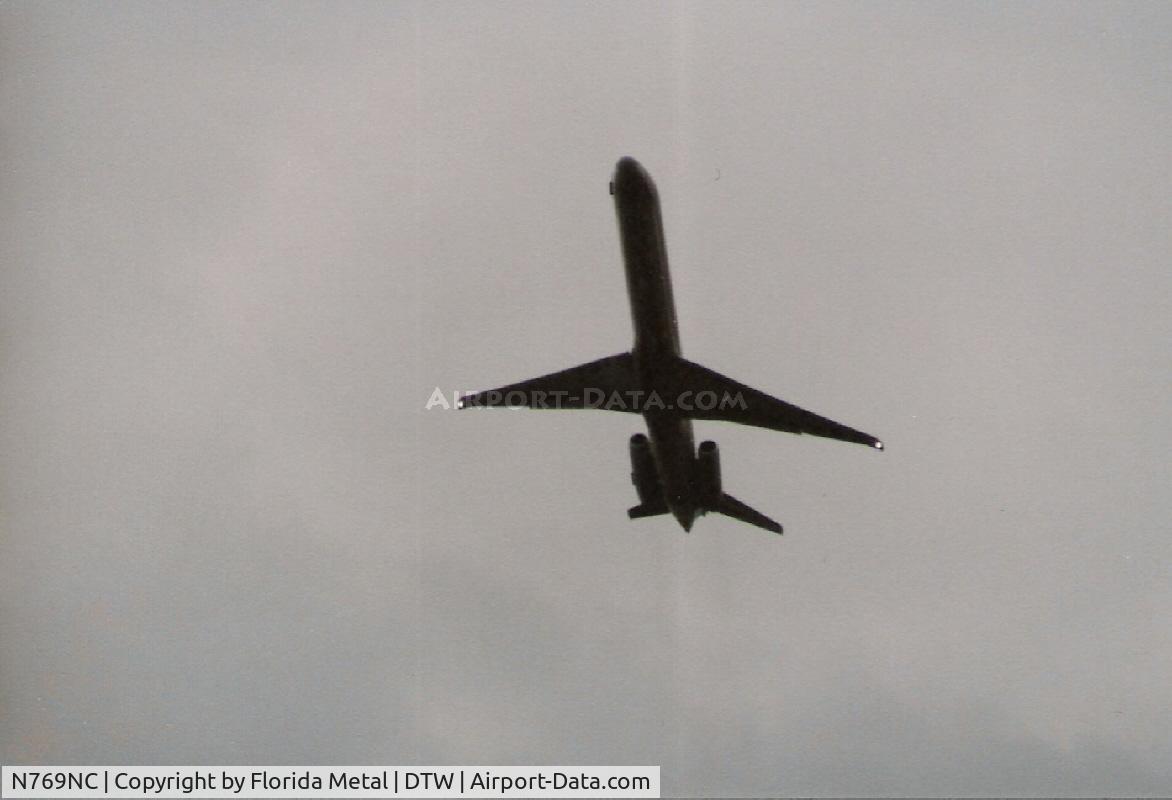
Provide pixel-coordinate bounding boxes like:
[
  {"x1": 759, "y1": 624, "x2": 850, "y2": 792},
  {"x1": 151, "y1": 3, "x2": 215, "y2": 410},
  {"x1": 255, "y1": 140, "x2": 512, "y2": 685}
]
[
  {"x1": 695, "y1": 440, "x2": 722, "y2": 506},
  {"x1": 627, "y1": 434, "x2": 781, "y2": 533},
  {"x1": 629, "y1": 433, "x2": 663, "y2": 507}
]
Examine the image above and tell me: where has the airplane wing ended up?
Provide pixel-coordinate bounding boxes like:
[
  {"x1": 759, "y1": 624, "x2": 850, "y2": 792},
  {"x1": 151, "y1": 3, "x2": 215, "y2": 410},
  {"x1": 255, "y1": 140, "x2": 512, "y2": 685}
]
[
  {"x1": 459, "y1": 352, "x2": 638, "y2": 411},
  {"x1": 664, "y1": 357, "x2": 883, "y2": 449}
]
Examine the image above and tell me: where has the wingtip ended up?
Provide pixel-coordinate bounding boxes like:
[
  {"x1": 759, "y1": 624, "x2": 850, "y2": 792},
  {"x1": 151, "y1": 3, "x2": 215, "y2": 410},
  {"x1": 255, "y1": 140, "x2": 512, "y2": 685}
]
[{"x1": 874, "y1": 440, "x2": 884, "y2": 451}]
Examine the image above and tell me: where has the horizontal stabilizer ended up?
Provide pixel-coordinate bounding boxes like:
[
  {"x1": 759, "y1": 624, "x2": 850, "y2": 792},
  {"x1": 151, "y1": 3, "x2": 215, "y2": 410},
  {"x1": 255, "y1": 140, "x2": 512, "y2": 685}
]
[
  {"x1": 628, "y1": 503, "x2": 670, "y2": 519},
  {"x1": 459, "y1": 353, "x2": 638, "y2": 411},
  {"x1": 663, "y1": 357, "x2": 883, "y2": 449},
  {"x1": 713, "y1": 492, "x2": 783, "y2": 534}
]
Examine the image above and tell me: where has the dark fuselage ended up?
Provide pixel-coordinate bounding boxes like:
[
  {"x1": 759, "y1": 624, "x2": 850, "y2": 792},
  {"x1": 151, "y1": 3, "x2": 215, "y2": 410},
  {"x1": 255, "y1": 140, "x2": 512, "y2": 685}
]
[{"x1": 612, "y1": 157, "x2": 698, "y2": 530}]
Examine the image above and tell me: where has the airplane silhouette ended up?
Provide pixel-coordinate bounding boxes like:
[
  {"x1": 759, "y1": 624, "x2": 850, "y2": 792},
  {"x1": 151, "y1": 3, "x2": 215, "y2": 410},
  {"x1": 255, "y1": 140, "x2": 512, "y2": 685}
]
[{"x1": 460, "y1": 157, "x2": 882, "y2": 535}]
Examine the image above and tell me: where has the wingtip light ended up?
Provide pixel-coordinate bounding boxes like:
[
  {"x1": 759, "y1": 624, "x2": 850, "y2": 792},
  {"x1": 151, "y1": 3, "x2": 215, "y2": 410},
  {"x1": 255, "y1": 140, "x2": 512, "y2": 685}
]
[{"x1": 875, "y1": 441, "x2": 884, "y2": 450}]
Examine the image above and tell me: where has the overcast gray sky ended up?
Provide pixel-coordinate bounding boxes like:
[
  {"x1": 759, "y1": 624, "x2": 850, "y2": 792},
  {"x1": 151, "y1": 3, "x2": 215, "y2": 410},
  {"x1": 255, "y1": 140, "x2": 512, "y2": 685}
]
[{"x1": 2, "y1": 3, "x2": 1169, "y2": 797}]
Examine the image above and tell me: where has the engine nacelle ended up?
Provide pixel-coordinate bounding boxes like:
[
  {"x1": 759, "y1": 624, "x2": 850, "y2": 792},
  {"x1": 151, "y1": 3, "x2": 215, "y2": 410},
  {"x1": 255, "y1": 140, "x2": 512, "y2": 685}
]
[
  {"x1": 695, "y1": 440, "x2": 721, "y2": 504},
  {"x1": 629, "y1": 433, "x2": 662, "y2": 506}
]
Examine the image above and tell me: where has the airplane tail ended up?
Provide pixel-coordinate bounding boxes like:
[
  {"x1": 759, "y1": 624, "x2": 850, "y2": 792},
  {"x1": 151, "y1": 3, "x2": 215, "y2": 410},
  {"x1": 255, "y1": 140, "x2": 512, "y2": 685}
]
[
  {"x1": 711, "y1": 492, "x2": 783, "y2": 535},
  {"x1": 627, "y1": 502, "x2": 668, "y2": 519},
  {"x1": 626, "y1": 494, "x2": 782, "y2": 534}
]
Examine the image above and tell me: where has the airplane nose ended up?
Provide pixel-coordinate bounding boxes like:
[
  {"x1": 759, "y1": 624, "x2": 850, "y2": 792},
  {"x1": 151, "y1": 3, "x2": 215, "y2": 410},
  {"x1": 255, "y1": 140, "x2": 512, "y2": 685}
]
[
  {"x1": 672, "y1": 504, "x2": 695, "y2": 533},
  {"x1": 612, "y1": 157, "x2": 656, "y2": 200},
  {"x1": 613, "y1": 156, "x2": 645, "y2": 184}
]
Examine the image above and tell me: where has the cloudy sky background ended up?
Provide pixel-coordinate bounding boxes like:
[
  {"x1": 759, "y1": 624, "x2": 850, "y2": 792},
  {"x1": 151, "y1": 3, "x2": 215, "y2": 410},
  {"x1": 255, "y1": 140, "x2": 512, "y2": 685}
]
[{"x1": 2, "y1": 3, "x2": 1169, "y2": 796}]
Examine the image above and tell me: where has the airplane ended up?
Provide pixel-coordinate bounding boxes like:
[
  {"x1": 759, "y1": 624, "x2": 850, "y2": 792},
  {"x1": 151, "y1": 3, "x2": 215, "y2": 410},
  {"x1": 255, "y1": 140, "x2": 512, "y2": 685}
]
[{"x1": 459, "y1": 157, "x2": 882, "y2": 535}]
